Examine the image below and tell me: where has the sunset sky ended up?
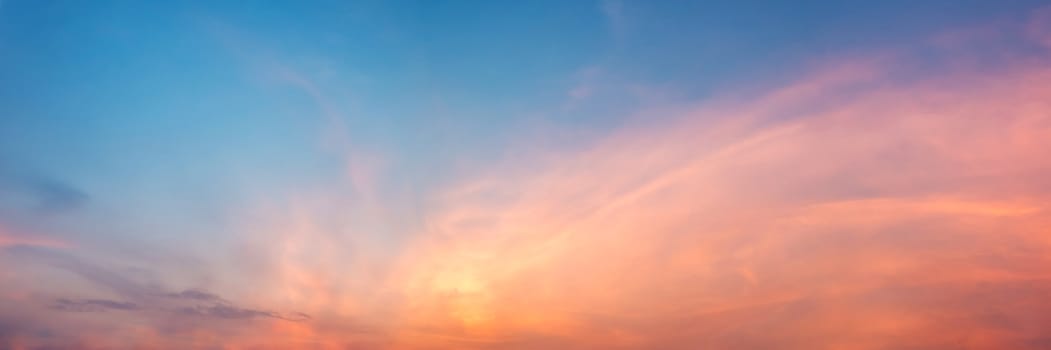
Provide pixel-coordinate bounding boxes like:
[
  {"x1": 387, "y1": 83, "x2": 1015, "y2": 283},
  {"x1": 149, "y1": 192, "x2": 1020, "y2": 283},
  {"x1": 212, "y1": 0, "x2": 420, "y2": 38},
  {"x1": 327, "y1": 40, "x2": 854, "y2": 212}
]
[{"x1": 3, "y1": 1, "x2": 1051, "y2": 349}]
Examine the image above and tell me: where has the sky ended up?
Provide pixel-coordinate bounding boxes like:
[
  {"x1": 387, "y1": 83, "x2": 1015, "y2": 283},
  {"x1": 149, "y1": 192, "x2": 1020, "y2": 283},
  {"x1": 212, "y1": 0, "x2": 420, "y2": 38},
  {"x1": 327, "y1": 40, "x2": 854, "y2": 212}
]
[{"x1": 2, "y1": 0, "x2": 1051, "y2": 349}]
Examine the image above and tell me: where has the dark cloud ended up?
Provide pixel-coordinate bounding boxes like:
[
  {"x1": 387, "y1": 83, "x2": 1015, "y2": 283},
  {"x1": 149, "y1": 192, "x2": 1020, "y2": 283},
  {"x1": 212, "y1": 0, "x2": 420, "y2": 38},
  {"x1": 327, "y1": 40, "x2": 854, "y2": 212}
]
[
  {"x1": 163, "y1": 289, "x2": 310, "y2": 322},
  {"x1": 177, "y1": 304, "x2": 276, "y2": 320},
  {"x1": 14, "y1": 249, "x2": 310, "y2": 323},
  {"x1": 284, "y1": 311, "x2": 313, "y2": 322},
  {"x1": 51, "y1": 298, "x2": 139, "y2": 312},
  {"x1": 162, "y1": 289, "x2": 310, "y2": 322},
  {"x1": 164, "y1": 289, "x2": 225, "y2": 303},
  {"x1": 11, "y1": 247, "x2": 154, "y2": 301},
  {"x1": 6, "y1": 246, "x2": 308, "y2": 327}
]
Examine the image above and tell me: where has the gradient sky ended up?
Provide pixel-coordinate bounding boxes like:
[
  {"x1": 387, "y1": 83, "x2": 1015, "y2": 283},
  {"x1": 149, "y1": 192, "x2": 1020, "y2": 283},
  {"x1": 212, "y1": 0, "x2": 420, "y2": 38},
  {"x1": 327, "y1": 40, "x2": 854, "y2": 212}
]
[{"x1": 3, "y1": 1, "x2": 1051, "y2": 349}]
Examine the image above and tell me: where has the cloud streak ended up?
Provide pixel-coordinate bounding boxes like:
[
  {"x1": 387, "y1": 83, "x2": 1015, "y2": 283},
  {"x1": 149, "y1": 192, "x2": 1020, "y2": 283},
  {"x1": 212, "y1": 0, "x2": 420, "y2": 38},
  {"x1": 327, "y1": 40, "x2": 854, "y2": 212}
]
[
  {"x1": 0, "y1": 247, "x2": 311, "y2": 348},
  {"x1": 52, "y1": 298, "x2": 140, "y2": 312}
]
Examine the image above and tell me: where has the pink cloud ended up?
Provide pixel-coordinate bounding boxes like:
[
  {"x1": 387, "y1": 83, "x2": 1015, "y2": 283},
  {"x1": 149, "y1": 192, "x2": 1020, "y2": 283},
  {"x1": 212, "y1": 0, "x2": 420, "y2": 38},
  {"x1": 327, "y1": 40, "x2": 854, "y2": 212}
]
[
  {"x1": 0, "y1": 227, "x2": 68, "y2": 250},
  {"x1": 169, "y1": 13, "x2": 1051, "y2": 348},
  {"x1": 372, "y1": 23, "x2": 1051, "y2": 348}
]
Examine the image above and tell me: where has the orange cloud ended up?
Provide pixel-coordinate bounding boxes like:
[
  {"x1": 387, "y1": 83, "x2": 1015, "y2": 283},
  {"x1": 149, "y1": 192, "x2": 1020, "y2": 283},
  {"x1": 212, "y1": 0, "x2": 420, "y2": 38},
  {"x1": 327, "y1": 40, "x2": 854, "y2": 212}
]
[
  {"x1": 194, "y1": 17, "x2": 1051, "y2": 349},
  {"x1": 368, "y1": 25, "x2": 1051, "y2": 350}
]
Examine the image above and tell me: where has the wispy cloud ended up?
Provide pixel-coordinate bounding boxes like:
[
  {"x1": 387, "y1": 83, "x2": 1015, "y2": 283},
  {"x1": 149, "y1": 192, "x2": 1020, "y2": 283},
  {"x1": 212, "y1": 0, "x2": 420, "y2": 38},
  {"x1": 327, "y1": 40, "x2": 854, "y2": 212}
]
[
  {"x1": 371, "y1": 12, "x2": 1051, "y2": 348},
  {"x1": 0, "y1": 227, "x2": 68, "y2": 249},
  {"x1": 4, "y1": 247, "x2": 310, "y2": 346},
  {"x1": 95, "y1": 9, "x2": 1051, "y2": 348},
  {"x1": 164, "y1": 289, "x2": 224, "y2": 303},
  {"x1": 51, "y1": 298, "x2": 139, "y2": 312},
  {"x1": 0, "y1": 168, "x2": 89, "y2": 216}
]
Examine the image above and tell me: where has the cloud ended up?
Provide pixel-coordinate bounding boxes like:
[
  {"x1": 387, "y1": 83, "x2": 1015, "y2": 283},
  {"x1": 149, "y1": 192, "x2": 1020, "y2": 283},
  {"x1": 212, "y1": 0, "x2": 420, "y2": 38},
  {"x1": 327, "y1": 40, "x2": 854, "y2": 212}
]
[
  {"x1": 51, "y1": 298, "x2": 139, "y2": 312},
  {"x1": 0, "y1": 168, "x2": 89, "y2": 216},
  {"x1": 176, "y1": 304, "x2": 273, "y2": 319},
  {"x1": 12, "y1": 247, "x2": 155, "y2": 301},
  {"x1": 24, "y1": 176, "x2": 89, "y2": 215},
  {"x1": 3, "y1": 247, "x2": 310, "y2": 347},
  {"x1": 164, "y1": 289, "x2": 224, "y2": 303},
  {"x1": 177, "y1": 304, "x2": 311, "y2": 322},
  {"x1": 156, "y1": 9, "x2": 1051, "y2": 348},
  {"x1": 369, "y1": 15, "x2": 1051, "y2": 348},
  {"x1": 0, "y1": 229, "x2": 67, "y2": 249},
  {"x1": 165, "y1": 289, "x2": 311, "y2": 322}
]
